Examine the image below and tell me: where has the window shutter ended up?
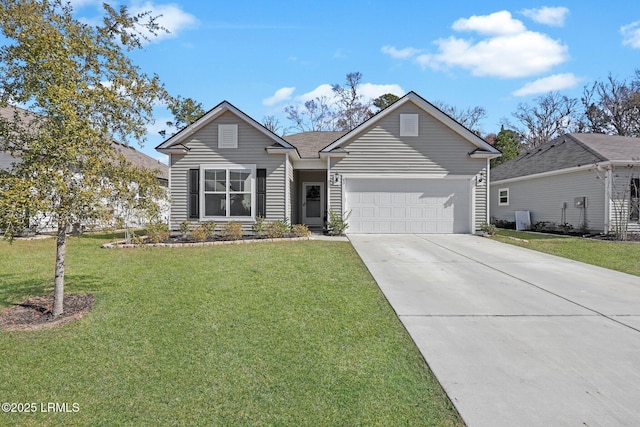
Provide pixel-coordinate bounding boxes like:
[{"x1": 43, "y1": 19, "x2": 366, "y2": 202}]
[
  {"x1": 188, "y1": 169, "x2": 199, "y2": 219},
  {"x1": 256, "y1": 168, "x2": 266, "y2": 217}
]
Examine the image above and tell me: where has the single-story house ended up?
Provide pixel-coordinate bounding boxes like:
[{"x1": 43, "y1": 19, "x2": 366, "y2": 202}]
[
  {"x1": 490, "y1": 133, "x2": 640, "y2": 234},
  {"x1": 156, "y1": 91, "x2": 501, "y2": 234},
  {"x1": 0, "y1": 105, "x2": 170, "y2": 231}
]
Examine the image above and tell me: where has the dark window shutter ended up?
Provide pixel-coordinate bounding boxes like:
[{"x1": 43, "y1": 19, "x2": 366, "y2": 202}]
[
  {"x1": 256, "y1": 168, "x2": 266, "y2": 217},
  {"x1": 188, "y1": 169, "x2": 199, "y2": 219}
]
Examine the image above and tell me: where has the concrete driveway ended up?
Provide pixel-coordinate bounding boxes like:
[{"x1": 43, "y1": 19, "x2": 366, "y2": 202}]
[{"x1": 349, "y1": 234, "x2": 640, "y2": 427}]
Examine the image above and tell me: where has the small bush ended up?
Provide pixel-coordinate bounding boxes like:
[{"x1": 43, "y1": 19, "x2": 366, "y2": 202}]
[
  {"x1": 291, "y1": 224, "x2": 311, "y2": 237},
  {"x1": 264, "y1": 219, "x2": 290, "y2": 238},
  {"x1": 492, "y1": 218, "x2": 516, "y2": 229},
  {"x1": 179, "y1": 220, "x2": 190, "y2": 236},
  {"x1": 252, "y1": 215, "x2": 266, "y2": 237},
  {"x1": 222, "y1": 221, "x2": 243, "y2": 241},
  {"x1": 326, "y1": 210, "x2": 351, "y2": 236},
  {"x1": 191, "y1": 226, "x2": 208, "y2": 242},
  {"x1": 147, "y1": 221, "x2": 170, "y2": 243},
  {"x1": 200, "y1": 221, "x2": 216, "y2": 239},
  {"x1": 480, "y1": 222, "x2": 496, "y2": 235}
]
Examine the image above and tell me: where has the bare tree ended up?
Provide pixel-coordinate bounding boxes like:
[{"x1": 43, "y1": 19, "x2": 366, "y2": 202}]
[
  {"x1": 581, "y1": 73, "x2": 640, "y2": 137},
  {"x1": 284, "y1": 96, "x2": 337, "y2": 132},
  {"x1": 262, "y1": 115, "x2": 283, "y2": 135},
  {"x1": 332, "y1": 72, "x2": 373, "y2": 131},
  {"x1": 434, "y1": 101, "x2": 487, "y2": 136},
  {"x1": 504, "y1": 92, "x2": 580, "y2": 149}
]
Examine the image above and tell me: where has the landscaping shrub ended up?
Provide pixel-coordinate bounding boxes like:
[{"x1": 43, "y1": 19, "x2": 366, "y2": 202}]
[
  {"x1": 146, "y1": 221, "x2": 170, "y2": 243},
  {"x1": 200, "y1": 221, "x2": 216, "y2": 239},
  {"x1": 191, "y1": 226, "x2": 208, "y2": 242},
  {"x1": 264, "y1": 219, "x2": 290, "y2": 238},
  {"x1": 291, "y1": 224, "x2": 311, "y2": 237},
  {"x1": 252, "y1": 215, "x2": 265, "y2": 237},
  {"x1": 480, "y1": 222, "x2": 496, "y2": 235},
  {"x1": 179, "y1": 220, "x2": 190, "y2": 237},
  {"x1": 326, "y1": 209, "x2": 351, "y2": 235},
  {"x1": 222, "y1": 221, "x2": 243, "y2": 240}
]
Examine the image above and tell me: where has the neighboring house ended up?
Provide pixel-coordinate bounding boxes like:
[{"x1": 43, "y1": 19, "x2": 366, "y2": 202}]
[
  {"x1": 156, "y1": 91, "x2": 500, "y2": 234},
  {"x1": 0, "y1": 105, "x2": 170, "y2": 231},
  {"x1": 490, "y1": 133, "x2": 640, "y2": 234}
]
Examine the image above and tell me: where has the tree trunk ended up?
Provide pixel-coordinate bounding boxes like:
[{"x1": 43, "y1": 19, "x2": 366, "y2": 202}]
[{"x1": 52, "y1": 222, "x2": 67, "y2": 316}]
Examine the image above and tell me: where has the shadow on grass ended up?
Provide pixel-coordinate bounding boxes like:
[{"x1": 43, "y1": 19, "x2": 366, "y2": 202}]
[{"x1": 0, "y1": 273, "x2": 100, "y2": 309}]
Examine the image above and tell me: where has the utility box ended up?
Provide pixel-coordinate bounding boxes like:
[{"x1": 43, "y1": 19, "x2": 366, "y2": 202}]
[{"x1": 574, "y1": 197, "x2": 587, "y2": 208}]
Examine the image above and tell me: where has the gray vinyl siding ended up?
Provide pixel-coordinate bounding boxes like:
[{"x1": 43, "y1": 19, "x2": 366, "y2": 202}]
[
  {"x1": 329, "y1": 104, "x2": 487, "y2": 230},
  {"x1": 168, "y1": 111, "x2": 286, "y2": 230},
  {"x1": 609, "y1": 166, "x2": 640, "y2": 233},
  {"x1": 475, "y1": 176, "x2": 488, "y2": 229},
  {"x1": 490, "y1": 169, "x2": 606, "y2": 232}
]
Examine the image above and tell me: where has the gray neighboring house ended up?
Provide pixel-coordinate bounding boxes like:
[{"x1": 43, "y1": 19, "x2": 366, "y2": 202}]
[
  {"x1": 490, "y1": 133, "x2": 640, "y2": 233},
  {"x1": 156, "y1": 91, "x2": 501, "y2": 234},
  {"x1": 0, "y1": 104, "x2": 170, "y2": 231}
]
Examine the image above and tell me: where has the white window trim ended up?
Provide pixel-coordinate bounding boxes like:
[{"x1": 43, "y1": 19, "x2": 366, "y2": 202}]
[
  {"x1": 218, "y1": 124, "x2": 238, "y2": 148},
  {"x1": 400, "y1": 114, "x2": 419, "y2": 137},
  {"x1": 200, "y1": 164, "x2": 256, "y2": 220},
  {"x1": 498, "y1": 188, "x2": 509, "y2": 206}
]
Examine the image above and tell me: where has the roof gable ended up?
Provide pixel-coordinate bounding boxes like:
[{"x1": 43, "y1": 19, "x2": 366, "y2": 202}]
[
  {"x1": 320, "y1": 91, "x2": 500, "y2": 156},
  {"x1": 156, "y1": 101, "x2": 294, "y2": 153},
  {"x1": 282, "y1": 131, "x2": 346, "y2": 158}
]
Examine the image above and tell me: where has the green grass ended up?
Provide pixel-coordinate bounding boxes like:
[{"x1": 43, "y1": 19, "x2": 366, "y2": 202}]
[
  {"x1": 493, "y1": 229, "x2": 640, "y2": 276},
  {"x1": 0, "y1": 234, "x2": 462, "y2": 426}
]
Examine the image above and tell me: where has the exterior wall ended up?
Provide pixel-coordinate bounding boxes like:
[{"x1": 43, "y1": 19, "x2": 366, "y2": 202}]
[
  {"x1": 490, "y1": 169, "x2": 606, "y2": 232},
  {"x1": 608, "y1": 166, "x2": 640, "y2": 233},
  {"x1": 169, "y1": 111, "x2": 286, "y2": 230},
  {"x1": 328, "y1": 104, "x2": 488, "y2": 230}
]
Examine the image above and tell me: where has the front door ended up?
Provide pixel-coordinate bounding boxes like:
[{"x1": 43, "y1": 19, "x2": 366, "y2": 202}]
[{"x1": 302, "y1": 182, "x2": 324, "y2": 227}]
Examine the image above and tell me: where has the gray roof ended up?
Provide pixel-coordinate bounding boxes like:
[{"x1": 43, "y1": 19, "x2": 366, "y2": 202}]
[
  {"x1": 0, "y1": 105, "x2": 168, "y2": 181},
  {"x1": 491, "y1": 133, "x2": 640, "y2": 181},
  {"x1": 282, "y1": 131, "x2": 346, "y2": 158}
]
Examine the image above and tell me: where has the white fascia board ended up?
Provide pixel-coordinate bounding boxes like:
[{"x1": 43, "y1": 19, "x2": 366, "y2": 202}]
[
  {"x1": 292, "y1": 158, "x2": 327, "y2": 170},
  {"x1": 157, "y1": 101, "x2": 294, "y2": 151},
  {"x1": 470, "y1": 151, "x2": 502, "y2": 159},
  {"x1": 266, "y1": 146, "x2": 300, "y2": 160},
  {"x1": 490, "y1": 161, "x2": 620, "y2": 185}
]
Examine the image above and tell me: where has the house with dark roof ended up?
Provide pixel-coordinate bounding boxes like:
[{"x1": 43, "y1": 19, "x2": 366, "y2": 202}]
[
  {"x1": 490, "y1": 133, "x2": 640, "y2": 233},
  {"x1": 156, "y1": 91, "x2": 501, "y2": 234}
]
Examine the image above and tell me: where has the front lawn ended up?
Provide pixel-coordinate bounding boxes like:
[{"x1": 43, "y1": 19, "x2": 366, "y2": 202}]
[
  {"x1": 492, "y1": 229, "x2": 640, "y2": 276},
  {"x1": 0, "y1": 234, "x2": 462, "y2": 426}
]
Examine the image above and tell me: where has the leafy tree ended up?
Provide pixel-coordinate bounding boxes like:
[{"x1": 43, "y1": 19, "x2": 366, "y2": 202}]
[
  {"x1": 0, "y1": 0, "x2": 170, "y2": 316},
  {"x1": 159, "y1": 96, "x2": 205, "y2": 138},
  {"x1": 491, "y1": 126, "x2": 521, "y2": 167},
  {"x1": 434, "y1": 101, "x2": 487, "y2": 136},
  {"x1": 332, "y1": 72, "x2": 374, "y2": 131},
  {"x1": 373, "y1": 93, "x2": 400, "y2": 111},
  {"x1": 504, "y1": 92, "x2": 580, "y2": 149},
  {"x1": 581, "y1": 73, "x2": 640, "y2": 137}
]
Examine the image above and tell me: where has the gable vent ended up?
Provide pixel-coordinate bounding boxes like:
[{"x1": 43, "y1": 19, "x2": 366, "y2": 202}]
[
  {"x1": 400, "y1": 114, "x2": 419, "y2": 137},
  {"x1": 218, "y1": 124, "x2": 238, "y2": 148}
]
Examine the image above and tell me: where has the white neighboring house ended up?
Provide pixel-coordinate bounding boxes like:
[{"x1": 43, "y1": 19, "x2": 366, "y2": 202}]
[{"x1": 0, "y1": 105, "x2": 169, "y2": 233}]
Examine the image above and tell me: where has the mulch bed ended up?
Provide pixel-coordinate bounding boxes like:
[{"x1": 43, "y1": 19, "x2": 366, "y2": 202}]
[{"x1": 0, "y1": 294, "x2": 94, "y2": 331}]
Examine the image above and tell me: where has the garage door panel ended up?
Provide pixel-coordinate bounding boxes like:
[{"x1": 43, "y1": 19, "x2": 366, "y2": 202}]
[{"x1": 345, "y1": 178, "x2": 470, "y2": 234}]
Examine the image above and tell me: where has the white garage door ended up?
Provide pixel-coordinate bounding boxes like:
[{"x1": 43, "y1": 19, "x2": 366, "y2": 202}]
[{"x1": 345, "y1": 178, "x2": 471, "y2": 234}]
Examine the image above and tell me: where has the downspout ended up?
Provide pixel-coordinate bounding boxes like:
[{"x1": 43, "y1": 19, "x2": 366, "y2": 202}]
[
  {"x1": 486, "y1": 158, "x2": 491, "y2": 223},
  {"x1": 284, "y1": 153, "x2": 290, "y2": 222},
  {"x1": 604, "y1": 167, "x2": 612, "y2": 234},
  {"x1": 326, "y1": 155, "x2": 331, "y2": 222}
]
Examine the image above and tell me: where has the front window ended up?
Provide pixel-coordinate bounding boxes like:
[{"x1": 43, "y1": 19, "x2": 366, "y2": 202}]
[
  {"x1": 498, "y1": 188, "x2": 509, "y2": 206},
  {"x1": 203, "y1": 166, "x2": 254, "y2": 218}
]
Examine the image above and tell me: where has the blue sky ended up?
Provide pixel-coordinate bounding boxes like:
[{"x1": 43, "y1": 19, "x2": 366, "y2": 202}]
[{"x1": 69, "y1": 1, "x2": 640, "y2": 162}]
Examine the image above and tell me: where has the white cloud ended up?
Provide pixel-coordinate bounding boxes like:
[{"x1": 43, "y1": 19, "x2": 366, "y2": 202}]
[
  {"x1": 358, "y1": 83, "x2": 405, "y2": 100},
  {"x1": 262, "y1": 87, "x2": 296, "y2": 106},
  {"x1": 452, "y1": 10, "x2": 526, "y2": 36},
  {"x1": 621, "y1": 21, "x2": 640, "y2": 48},
  {"x1": 381, "y1": 45, "x2": 421, "y2": 59},
  {"x1": 296, "y1": 84, "x2": 335, "y2": 102},
  {"x1": 417, "y1": 31, "x2": 568, "y2": 78},
  {"x1": 521, "y1": 7, "x2": 569, "y2": 27},
  {"x1": 512, "y1": 73, "x2": 580, "y2": 96},
  {"x1": 408, "y1": 10, "x2": 569, "y2": 78},
  {"x1": 129, "y1": 2, "x2": 198, "y2": 43}
]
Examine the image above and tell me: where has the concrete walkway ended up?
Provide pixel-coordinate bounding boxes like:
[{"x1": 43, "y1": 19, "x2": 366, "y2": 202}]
[{"x1": 349, "y1": 234, "x2": 640, "y2": 427}]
